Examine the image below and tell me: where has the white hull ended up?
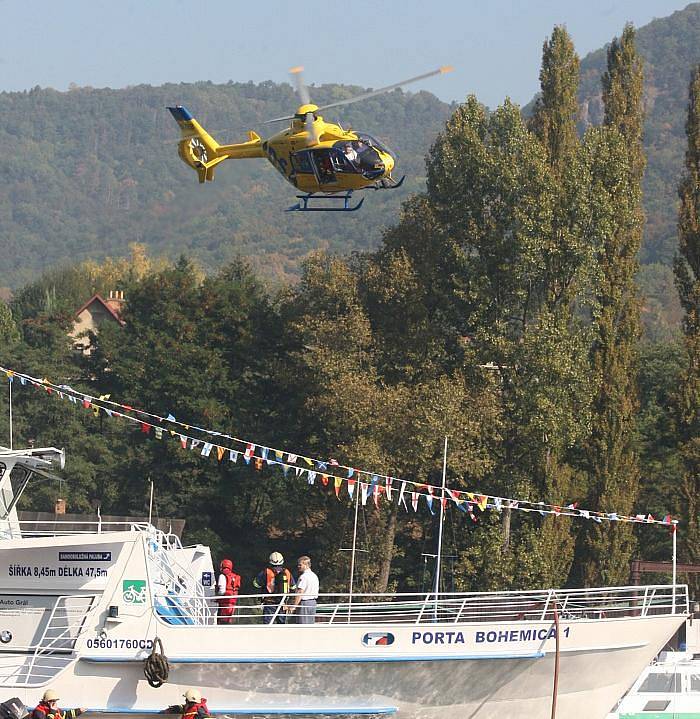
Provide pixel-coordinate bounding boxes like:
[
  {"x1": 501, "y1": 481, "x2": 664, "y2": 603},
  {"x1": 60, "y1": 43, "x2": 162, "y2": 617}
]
[{"x1": 0, "y1": 613, "x2": 685, "y2": 719}]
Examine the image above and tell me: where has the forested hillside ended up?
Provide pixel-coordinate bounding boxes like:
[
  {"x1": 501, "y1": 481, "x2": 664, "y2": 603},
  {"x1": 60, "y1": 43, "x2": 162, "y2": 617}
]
[
  {"x1": 0, "y1": 81, "x2": 452, "y2": 288},
  {"x1": 577, "y1": 2, "x2": 700, "y2": 266}
]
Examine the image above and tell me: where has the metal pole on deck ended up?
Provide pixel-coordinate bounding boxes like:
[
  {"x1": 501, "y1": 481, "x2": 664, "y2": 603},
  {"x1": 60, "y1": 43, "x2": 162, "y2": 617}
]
[
  {"x1": 672, "y1": 521, "x2": 678, "y2": 612},
  {"x1": 148, "y1": 478, "x2": 154, "y2": 527},
  {"x1": 348, "y1": 483, "x2": 360, "y2": 622},
  {"x1": 8, "y1": 376, "x2": 12, "y2": 450},
  {"x1": 434, "y1": 436, "x2": 448, "y2": 615}
]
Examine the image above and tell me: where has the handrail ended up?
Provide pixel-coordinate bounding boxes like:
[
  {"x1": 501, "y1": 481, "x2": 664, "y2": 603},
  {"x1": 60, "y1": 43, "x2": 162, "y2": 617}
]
[
  {"x1": 150, "y1": 584, "x2": 688, "y2": 627},
  {"x1": 0, "y1": 520, "x2": 180, "y2": 541}
]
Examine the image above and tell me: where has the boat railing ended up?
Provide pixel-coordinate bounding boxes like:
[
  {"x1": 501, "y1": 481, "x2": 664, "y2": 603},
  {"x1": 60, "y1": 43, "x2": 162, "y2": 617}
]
[
  {"x1": 0, "y1": 519, "x2": 157, "y2": 539},
  {"x1": 0, "y1": 520, "x2": 184, "y2": 542},
  {"x1": 0, "y1": 594, "x2": 97, "y2": 686},
  {"x1": 146, "y1": 527, "x2": 214, "y2": 625},
  {"x1": 153, "y1": 583, "x2": 688, "y2": 626}
]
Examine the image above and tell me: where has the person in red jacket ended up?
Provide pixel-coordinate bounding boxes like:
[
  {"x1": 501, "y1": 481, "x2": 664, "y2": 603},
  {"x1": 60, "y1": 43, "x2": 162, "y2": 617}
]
[
  {"x1": 32, "y1": 690, "x2": 85, "y2": 719},
  {"x1": 216, "y1": 558, "x2": 241, "y2": 624},
  {"x1": 179, "y1": 689, "x2": 210, "y2": 719}
]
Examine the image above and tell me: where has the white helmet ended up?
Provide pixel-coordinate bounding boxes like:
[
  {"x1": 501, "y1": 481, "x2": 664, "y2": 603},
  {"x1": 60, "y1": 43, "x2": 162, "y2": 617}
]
[
  {"x1": 268, "y1": 551, "x2": 284, "y2": 567},
  {"x1": 42, "y1": 690, "x2": 59, "y2": 703},
  {"x1": 184, "y1": 689, "x2": 201, "y2": 703}
]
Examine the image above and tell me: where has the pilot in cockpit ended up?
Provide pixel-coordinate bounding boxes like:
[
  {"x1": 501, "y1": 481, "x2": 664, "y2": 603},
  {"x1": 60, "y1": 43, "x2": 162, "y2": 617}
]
[{"x1": 343, "y1": 143, "x2": 359, "y2": 166}]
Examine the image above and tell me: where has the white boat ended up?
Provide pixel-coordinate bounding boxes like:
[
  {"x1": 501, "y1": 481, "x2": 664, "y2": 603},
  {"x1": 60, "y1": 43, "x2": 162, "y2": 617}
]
[
  {"x1": 0, "y1": 447, "x2": 689, "y2": 719},
  {"x1": 608, "y1": 649, "x2": 700, "y2": 718}
]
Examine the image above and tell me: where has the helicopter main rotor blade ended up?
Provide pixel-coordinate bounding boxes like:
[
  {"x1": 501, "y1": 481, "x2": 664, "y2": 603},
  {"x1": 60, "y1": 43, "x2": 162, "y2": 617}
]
[
  {"x1": 289, "y1": 65, "x2": 311, "y2": 106},
  {"x1": 263, "y1": 65, "x2": 313, "y2": 125},
  {"x1": 262, "y1": 115, "x2": 296, "y2": 125},
  {"x1": 316, "y1": 66, "x2": 453, "y2": 112}
]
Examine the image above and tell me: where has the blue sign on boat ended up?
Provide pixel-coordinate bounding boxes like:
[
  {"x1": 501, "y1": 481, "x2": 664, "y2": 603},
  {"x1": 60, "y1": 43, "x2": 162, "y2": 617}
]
[{"x1": 58, "y1": 551, "x2": 112, "y2": 562}]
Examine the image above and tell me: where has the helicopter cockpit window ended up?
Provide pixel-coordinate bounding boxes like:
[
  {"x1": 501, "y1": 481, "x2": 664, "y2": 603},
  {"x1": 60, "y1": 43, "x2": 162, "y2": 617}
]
[
  {"x1": 355, "y1": 134, "x2": 390, "y2": 155},
  {"x1": 333, "y1": 140, "x2": 384, "y2": 179}
]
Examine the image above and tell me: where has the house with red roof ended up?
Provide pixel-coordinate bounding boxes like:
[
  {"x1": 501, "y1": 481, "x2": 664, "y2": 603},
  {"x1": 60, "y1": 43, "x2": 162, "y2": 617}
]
[{"x1": 69, "y1": 290, "x2": 125, "y2": 354}]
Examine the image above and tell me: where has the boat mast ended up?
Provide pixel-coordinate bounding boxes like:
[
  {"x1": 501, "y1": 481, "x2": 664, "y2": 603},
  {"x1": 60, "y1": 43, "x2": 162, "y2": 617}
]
[
  {"x1": 7, "y1": 376, "x2": 12, "y2": 450},
  {"x1": 148, "y1": 478, "x2": 154, "y2": 526},
  {"x1": 348, "y1": 482, "x2": 360, "y2": 621},
  {"x1": 434, "y1": 436, "x2": 448, "y2": 602},
  {"x1": 672, "y1": 521, "x2": 677, "y2": 612}
]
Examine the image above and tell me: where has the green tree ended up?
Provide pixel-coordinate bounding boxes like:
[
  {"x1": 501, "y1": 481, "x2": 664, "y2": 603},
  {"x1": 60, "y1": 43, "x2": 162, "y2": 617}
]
[
  {"x1": 578, "y1": 25, "x2": 645, "y2": 586},
  {"x1": 530, "y1": 26, "x2": 580, "y2": 176},
  {"x1": 674, "y1": 65, "x2": 700, "y2": 598},
  {"x1": 393, "y1": 90, "x2": 596, "y2": 588},
  {"x1": 0, "y1": 302, "x2": 19, "y2": 345},
  {"x1": 281, "y1": 252, "x2": 499, "y2": 592}
]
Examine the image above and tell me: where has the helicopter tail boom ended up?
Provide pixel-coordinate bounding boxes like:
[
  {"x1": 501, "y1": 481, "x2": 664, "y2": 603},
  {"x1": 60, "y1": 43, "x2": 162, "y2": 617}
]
[{"x1": 167, "y1": 105, "x2": 264, "y2": 183}]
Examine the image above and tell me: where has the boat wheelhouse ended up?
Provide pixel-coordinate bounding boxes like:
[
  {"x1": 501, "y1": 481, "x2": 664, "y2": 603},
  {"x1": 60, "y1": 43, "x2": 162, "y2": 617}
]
[{"x1": 609, "y1": 649, "x2": 700, "y2": 718}]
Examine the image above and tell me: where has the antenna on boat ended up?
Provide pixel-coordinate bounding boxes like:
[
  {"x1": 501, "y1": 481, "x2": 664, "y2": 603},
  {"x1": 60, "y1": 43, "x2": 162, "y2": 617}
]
[
  {"x1": 672, "y1": 520, "x2": 677, "y2": 611},
  {"x1": 148, "y1": 477, "x2": 154, "y2": 527},
  {"x1": 434, "y1": 436, "x2": 448, "y2": 610},
  {"x1": 7, "y1": 375, "x2": 12, "y2": 451},
  {"x1": 347, "y1": 481, "x2": 361, "y2": 621}
]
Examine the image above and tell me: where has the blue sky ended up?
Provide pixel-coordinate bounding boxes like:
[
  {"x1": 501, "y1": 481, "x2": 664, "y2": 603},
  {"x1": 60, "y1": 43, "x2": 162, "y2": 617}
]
[{"x1": 1, "y1": 1, "x2": 692, "y2": 107}]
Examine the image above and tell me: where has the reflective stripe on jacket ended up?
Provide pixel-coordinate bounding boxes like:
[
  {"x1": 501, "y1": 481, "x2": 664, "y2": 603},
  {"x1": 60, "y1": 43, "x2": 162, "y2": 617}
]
[
  {"x1": 181, "y1": 699, "x2": 210, "y2": 719},
  {"x1": 253, "y1": 567, "x2": 295, "y2": 597},
  {"x1": 33, "y1": 703, "x2": 83, "y2": 719}
]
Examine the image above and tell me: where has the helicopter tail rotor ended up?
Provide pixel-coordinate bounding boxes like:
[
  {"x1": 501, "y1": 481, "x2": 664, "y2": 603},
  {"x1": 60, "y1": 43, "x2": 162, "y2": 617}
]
[{"x1": 167, "y1": 105, "x2": 228, "y2": 182}]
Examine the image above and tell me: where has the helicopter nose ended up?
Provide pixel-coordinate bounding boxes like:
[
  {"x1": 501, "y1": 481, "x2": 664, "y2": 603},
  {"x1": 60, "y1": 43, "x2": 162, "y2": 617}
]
[{"x1": 383, "y1": 154, "x2": 395, "y2": 174}]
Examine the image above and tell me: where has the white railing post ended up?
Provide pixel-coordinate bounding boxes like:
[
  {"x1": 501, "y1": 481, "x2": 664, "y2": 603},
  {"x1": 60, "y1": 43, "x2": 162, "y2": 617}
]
[
  {"x1": 454, "y1": 596, "x2": 468, "y2": 624},
  {"x1": 541, "y1": 590, "x2": 552, "y2": 622},
  {"x1": 416, "y1": 593, "x2": 431, "y2": 624}
]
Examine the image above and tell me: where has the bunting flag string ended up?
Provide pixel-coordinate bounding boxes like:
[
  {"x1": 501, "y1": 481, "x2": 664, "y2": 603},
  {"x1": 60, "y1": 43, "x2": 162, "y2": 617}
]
[{"x1": 0, "y1": 364, "x2": 678, "y2": 529}]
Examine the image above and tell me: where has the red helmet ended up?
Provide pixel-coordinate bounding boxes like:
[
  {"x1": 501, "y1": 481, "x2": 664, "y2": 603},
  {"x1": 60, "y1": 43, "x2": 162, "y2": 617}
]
[{"x1": 220, "y1": 558, "x2": 233, "y2": 571}]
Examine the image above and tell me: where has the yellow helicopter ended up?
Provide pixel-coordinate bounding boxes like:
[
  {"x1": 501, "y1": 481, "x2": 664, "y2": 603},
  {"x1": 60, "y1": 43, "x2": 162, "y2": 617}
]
[{"x1": 168, "y1": 66, "x2": 452, "y2": 212}]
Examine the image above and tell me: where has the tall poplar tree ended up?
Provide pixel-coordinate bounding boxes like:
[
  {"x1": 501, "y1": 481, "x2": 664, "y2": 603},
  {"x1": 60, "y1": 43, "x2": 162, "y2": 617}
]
[
  {"x1": 525, "y1": 26, "x2": 594, "y2": 585},
  {"x1": 579, "y1": 25, "x2": 645, "y2": 586},
  {"x1": 674, "y1": 65, "x2": 700, "y2": 597},
  {"x1": 529, "y1": 26, "x2": 580, "y2": 177},
  {"x1": 413, "y1": 91, "x2": 595, "y2": 589}
]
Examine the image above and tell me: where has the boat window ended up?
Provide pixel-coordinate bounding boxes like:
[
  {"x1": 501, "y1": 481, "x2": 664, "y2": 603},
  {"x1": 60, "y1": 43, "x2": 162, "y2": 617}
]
[
  {"x1": 638, "y1": 672, "x2": 682, "y2": 693},
  {"x1": 642, "y1": 700, "x2": 671, "y2": 711},
  {"x1": 690, "y1": 673, "x2": 700, "y2": 692}
]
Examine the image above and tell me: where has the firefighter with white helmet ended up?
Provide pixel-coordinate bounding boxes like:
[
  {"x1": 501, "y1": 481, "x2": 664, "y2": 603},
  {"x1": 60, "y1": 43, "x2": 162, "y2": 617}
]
[
  {"x1": 253, "y1": 551, "x2": 296, "y2": 624},
  {"x1": 179, "y1": 689, "x2": 210, "y2": 719},
  {"x1": 31, "y1": 690, "x2": 85, "y2": 719}
]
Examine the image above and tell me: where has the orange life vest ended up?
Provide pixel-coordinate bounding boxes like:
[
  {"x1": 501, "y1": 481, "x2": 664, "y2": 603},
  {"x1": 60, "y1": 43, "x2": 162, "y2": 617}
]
[
  {"x1": 181, "y1": 699, "x2": 209, "y2": 719},
  {"x1": 264, "y1": 567, "x2": 293, "y2": 594},
  {"x1": 221, "y1": 568, "x2": 241, "y2": 596}
]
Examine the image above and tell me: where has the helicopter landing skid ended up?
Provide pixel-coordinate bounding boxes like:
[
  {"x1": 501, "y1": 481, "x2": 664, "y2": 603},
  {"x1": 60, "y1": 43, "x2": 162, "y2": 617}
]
[
  {"x1": 287, "y1": 192, "x2": 365, "y2": 212},
  {"x1": 368, "y1": 175, "x2": 406, "y2": 191}
]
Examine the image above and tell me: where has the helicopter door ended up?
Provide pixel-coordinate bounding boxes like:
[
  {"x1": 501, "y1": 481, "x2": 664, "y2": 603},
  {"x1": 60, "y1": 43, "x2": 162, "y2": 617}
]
[
  {"x1": 310, "y1": 149, "x2": 337, "y2": 185},
  {"x1": 291, "y1": 150, "x2": 314, "y2": 175}
]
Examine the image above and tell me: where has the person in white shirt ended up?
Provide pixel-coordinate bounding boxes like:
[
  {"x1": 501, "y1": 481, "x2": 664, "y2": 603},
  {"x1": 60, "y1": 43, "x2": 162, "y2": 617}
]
[{"x1": 288, "y1": 555, "x2": 319, "y2": 624}]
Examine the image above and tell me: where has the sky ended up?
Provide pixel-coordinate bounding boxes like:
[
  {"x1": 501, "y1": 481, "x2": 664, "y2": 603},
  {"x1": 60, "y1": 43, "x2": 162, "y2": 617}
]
[{"x1": 1, "y1": 0, "x2": 693, "y2": 108}]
